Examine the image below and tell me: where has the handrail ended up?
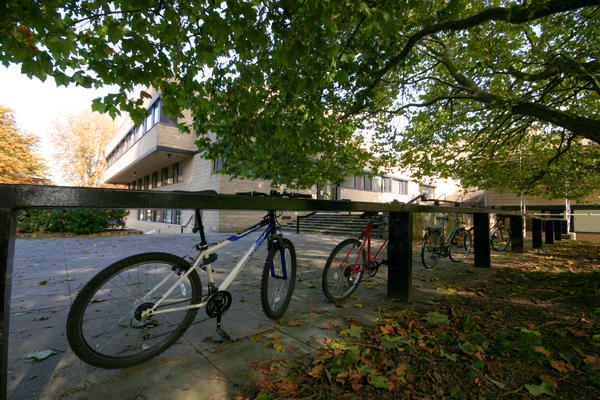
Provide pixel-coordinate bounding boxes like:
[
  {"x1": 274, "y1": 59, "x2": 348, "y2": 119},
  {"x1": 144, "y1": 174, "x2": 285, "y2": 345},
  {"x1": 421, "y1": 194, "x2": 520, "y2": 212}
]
[{"x1": 296, "y1": 211, "x2": 318, "y2": 234}]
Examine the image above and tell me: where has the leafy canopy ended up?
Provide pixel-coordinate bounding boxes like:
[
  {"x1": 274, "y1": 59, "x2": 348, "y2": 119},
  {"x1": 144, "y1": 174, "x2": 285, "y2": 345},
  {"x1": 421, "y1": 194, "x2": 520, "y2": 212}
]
[
  {"x1": 2, "y1": 0, "x2": 599, "y2": 196},
  {"x1": 0, "y1": 106, "x2": 47, "y2": 184}
]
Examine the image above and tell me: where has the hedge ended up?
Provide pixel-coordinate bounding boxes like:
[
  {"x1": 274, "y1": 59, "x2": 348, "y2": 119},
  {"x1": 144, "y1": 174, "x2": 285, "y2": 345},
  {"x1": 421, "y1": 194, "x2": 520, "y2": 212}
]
[{"x1": 17, "y1": 209, "x2": 128, "y2": 234}]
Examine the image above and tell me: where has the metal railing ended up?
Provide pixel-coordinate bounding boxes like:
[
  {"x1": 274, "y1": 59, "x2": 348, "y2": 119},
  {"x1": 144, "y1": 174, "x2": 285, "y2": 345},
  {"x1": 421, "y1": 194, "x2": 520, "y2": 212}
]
[{"x1": 0, "y1": 183, "x2": 568, "y2": 399}]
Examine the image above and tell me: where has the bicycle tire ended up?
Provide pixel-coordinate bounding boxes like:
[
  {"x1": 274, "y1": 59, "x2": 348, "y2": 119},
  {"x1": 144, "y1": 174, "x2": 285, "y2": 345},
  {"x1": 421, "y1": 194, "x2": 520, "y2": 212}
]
[
  {"x1": 67, "y1": 252, "x2": 202, "y2": 369},
  {"x1": 421, "y1": 230, "x2": 441, "y2": 269},
  {"x1": 322, "y1": 238, "x2": 365, "y2": 302},
  {"x1": 449, "y1": 228, "x2": 472, "y2": 262},
  {"x1": 261, "y1": 238, "x2": 297, "y2": 319},
  {"x1": 491, "y1": 226, "x2": 511, "y2": 251}
]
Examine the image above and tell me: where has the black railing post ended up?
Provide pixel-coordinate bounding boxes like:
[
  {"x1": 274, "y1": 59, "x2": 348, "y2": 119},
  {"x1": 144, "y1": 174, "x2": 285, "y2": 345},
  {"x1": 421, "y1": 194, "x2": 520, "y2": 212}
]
[
  {"x1": 473, "y1": 213, "x2": 491, "y2": 268},
  {"x1": 532, "y1": 218, "x2": 543, "y2": 249},
  {"x1": 554, "y1": 220, "x2": 562, "y2": 241},
  {"x1": 509, "y1": 215, "x2": 524, "y2": 253},
  {"x1": 545, "y1": 212, "x2": 554, "y2": 244},
  {"x1": 387, "y1": 212, "x2": 412, "y2": 301},
  {"x1": 0, "y1": 209, "x2": 17, "y2": 400}
]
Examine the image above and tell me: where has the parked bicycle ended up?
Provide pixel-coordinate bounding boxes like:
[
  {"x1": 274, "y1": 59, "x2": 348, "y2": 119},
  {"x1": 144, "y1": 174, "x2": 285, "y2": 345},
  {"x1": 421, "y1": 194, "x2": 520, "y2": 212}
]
[
  {"x1": 322, "y1": 212, "x2": 388, "y2": 302},
  {"x1": 421, "y1": 214, "x2": 472, "y2": 268},
  {"x1": 490, "y1": 215, "x2": 511, "y2": 251},
  {"x1": 66, "y1": 190, "x2": 309, "y2": 369}
]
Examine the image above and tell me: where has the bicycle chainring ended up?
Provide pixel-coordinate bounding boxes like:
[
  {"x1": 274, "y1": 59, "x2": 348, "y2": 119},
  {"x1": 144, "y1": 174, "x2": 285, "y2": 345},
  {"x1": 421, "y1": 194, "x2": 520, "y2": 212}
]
[
  {"x1": 368, "y1": 261, "x2": 380, "y2": 277},
  {"x1": 206, "y1": 291, "x2": 232, "y2": 318}
]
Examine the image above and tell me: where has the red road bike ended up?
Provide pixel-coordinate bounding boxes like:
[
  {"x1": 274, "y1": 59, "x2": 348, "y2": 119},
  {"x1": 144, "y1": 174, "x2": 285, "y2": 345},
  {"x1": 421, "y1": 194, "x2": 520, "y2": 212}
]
[{"x1": 322, "y1": 212, "x2": 388, "y2": 302}]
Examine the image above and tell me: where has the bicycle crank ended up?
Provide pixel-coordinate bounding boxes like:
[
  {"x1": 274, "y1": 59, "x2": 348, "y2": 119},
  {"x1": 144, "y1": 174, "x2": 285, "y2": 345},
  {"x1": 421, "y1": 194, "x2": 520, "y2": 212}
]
[{"x1": 206, "y1": 291, "x2": 232, "y2": 318}]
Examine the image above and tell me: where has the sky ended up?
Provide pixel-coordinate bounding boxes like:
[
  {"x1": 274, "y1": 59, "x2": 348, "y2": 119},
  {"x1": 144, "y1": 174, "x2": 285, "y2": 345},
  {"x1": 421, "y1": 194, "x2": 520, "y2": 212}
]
[{"x1": 0, "y1": 64, "x2": 119, "y2": 183}]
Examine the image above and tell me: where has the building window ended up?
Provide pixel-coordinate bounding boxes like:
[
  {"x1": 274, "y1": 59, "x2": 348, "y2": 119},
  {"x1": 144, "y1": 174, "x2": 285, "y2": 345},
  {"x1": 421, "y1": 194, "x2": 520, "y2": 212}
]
[
  {"x1": 173, "y1": 162, "x2": 180, "y2": 183},
  {"x1": 391, "y1": 179, "x2": 407, "y2": 195},
  {"x1": 137, "y1": 178, "x2": 142, "y2": 190},
  {"x1": 153, "y1": 101, "x2": 161, "y2": 125},
  {"x1": 160, "y1": 102, "x2": 177, "y2": 125},
  {"x1": 342, "y1": 175, "x2": 355, "y2": 189},
  {"x1": 213, "y1": 158, "x2": 223, "y2": 172},
  {"x1": 363, "y1": 175, "x2": 372, "y2": 191},
  {"x1": 372, "y1": 176, "x2": 383, "y2": 192},
  {"x1": 152, "y1": 171, "x2": 159, "y2": 188},
  {"x1": 144, "y1": 175, "x2": 150, "y2": 190},
  {"x1": 383, "y1": 177, "x2": 391, "y2": 193},
  {"x1": 161, "y1": 167, "x2": 169, "y2": 186},
  {"x1": 419, "y1": 184, "x2": 435, "y2": 198}
]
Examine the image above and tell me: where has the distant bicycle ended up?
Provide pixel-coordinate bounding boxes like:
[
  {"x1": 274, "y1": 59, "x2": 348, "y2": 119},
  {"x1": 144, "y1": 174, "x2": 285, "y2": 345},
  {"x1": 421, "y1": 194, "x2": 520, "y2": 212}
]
[
  {"x1": 421, "y1": 214, "x2": 472, "y2": 268},
  {"x1": 490, "y1": 216, "x2": 511, "y2": 251},
  {"x1": 322, "y1": 212, "x2": 388, "y2": 302}
]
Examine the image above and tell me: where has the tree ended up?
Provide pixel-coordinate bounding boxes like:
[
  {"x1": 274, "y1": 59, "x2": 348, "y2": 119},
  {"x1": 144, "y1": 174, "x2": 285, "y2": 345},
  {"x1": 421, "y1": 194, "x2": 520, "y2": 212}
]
[
  {"x1": 3, "y1": 0, "x2": 599, "y2": 195},
  {"x1": 0, "y1": 106, "x2": 47, "y2": 184},
  {"x1": 51, "y1": 111, "x2": 118, "y2": 187}
]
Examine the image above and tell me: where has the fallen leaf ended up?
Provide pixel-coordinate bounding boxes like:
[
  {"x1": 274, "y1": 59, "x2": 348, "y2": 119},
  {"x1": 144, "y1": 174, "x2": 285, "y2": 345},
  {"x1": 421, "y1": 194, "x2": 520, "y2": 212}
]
[
  {"x1": 422, "y1": 311, "x2": 450, "y2": 325},
  {"x1": 380, "y1": 324, "x2": 395, "y2": 335},
  {"x1": 525, "y1": 381, "x2": 556, "y2": 397},
  {"x1": 287, "y1": 320, "x2": 303, "y2": 326},
  {"x1": 340, "y1": 325, "x2": 363, "y2": 338},
  {"x1": 539, "y1": 375, "x2": 558, "y2": 389},
  {"x1": 25, "y1": 349, "x2": 57, "y2": 363},
  {"x1": 534, "y1": 346, "x2": 552, "y2": 357},
  {"x1": 488, "y1": 378, "x2": 505, "y2": 389},
  {"x1": 550, "y1": 360, "x2": 574, "y2": 373}
]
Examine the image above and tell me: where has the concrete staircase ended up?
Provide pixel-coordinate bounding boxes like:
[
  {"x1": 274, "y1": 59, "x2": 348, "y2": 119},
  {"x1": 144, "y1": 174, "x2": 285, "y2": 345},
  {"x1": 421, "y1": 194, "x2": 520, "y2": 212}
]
[{"x1": 281, "y1": 212, "x2": 385, "y2": 238}]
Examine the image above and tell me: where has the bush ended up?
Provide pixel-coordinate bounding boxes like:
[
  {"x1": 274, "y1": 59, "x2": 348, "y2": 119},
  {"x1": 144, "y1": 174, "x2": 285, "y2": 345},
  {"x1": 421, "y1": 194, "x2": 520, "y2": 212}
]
[{"x1": 17, "y1": 209, "x2": 127, "y2": 234}]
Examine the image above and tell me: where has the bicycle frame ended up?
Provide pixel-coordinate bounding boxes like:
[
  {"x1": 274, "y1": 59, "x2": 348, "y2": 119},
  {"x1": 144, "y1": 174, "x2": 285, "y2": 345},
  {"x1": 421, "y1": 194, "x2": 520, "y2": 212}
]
[
  {"x1": 141, "y1": 212, "x2": 282, "y2": 317},
  {"x1": 344, "y1": 221, "x2": 388, "y2": 274}
]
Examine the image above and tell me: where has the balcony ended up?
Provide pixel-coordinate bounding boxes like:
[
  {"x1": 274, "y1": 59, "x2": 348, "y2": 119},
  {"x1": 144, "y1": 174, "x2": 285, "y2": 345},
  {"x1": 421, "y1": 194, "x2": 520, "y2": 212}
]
[{"x1": 104, "y1": 123, "x2": 198, "y2": 184}]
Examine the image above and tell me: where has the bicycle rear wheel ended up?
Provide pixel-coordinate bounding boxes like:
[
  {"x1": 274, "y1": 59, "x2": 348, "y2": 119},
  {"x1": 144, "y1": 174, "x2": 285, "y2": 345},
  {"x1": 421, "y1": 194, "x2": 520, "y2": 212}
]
[
  {"x1": 67, "y1": 252, "x2": 202, "y2": 369},
  {"x1": 261, "y1": 238, "x2": 297, "y2": 319},
  {"x1": 421, "y1": 230, "x2": 441, "y2": 269},
  {"x1": 322, "y1": 238, "x2": 365, "y2": 302},
  {"x1": 449, "y1": 228, "x2": 472, "y2": 262},
  {"x1": 491, "y1": 226, "x2": 511, "y2": 251}
]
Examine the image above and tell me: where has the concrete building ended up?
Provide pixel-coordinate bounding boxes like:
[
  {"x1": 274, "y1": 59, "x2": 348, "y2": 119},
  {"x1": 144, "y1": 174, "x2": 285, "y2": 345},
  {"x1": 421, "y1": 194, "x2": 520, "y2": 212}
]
[{"x1": 103, "y1": 89, "x2": 463, "y2": 233}]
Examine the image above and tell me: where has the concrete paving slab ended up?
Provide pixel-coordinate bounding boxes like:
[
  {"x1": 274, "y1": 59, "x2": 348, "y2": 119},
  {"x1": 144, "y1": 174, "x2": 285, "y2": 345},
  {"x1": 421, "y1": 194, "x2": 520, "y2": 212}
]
[{"x1": 6, "y1": 230, "x2": 496, "y2": 399}]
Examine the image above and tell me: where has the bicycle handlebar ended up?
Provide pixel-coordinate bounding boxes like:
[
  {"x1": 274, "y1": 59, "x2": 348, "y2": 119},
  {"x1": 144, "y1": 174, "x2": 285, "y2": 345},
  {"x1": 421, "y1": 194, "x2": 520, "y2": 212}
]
[{"x1": 235, "y1": 190, "x2": 312, "y2": 199}]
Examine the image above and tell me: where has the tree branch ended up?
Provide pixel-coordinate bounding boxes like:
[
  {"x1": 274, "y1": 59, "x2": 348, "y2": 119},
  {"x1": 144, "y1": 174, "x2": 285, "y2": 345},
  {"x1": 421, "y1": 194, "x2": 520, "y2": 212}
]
[
  {"x1": 351, "y1": 0, "x2": 600, "y2": 113},
  {"x1": 435, "y1": 42, "x2": 600, "y2": 143}
]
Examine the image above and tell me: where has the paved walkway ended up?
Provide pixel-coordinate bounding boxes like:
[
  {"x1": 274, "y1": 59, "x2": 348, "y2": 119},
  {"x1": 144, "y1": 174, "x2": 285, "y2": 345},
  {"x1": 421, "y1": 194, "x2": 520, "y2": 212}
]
[{"x1": 7, "y1": 232, "x2": 542, "y2": 399}]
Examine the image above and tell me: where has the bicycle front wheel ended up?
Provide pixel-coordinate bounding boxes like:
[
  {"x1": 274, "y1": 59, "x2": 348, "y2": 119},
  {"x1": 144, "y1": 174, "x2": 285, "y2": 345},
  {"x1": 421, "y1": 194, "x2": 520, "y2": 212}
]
[
  {"x1": 261, "y1": 238, "x2": 297, "y2": 319},
  {"x1": 491, "y1": 226, "x2": 511, "y2": 251},
  {"x1": 421, "y1": 230, "x2": 441, "y2": 269},
  {"x1": 67, "y1": 252, "x2": 202, "y2": 369},
  {"x1": 322, "y1": 238, "x2": 365, "y2": 302},
  {"x1": 449, "y1": 228, "x2": 472, "y2": 262}
]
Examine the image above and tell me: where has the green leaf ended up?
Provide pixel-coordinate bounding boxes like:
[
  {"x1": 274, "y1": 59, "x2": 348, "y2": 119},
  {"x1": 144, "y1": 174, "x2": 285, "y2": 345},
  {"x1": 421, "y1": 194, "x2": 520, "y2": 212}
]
[
  {"x1": 422, "y1": 311, "x2": 450, "y2": 325},
  {"x1": 340, "y1": 325, "x2": 363, "y2": 338},
  {"x1": 525, "y1": 382, "x2": 556, "y2": 397},
  {"x1": 441, "y1": 351, "x2": 459, "y2": 361},
  {"x1": 254, "y1": 390, "x2": 271, "y2": 400},
  {"x1": 368, "y1": 374, "x2": 388, "y2": 389}
]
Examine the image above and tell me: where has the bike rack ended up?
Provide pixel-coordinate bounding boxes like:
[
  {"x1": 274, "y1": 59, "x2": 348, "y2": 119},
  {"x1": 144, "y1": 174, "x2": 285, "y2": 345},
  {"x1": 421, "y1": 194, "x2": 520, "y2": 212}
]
[{"x1": 1, "y1": 183, "x2": 597, "y2": 399}]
